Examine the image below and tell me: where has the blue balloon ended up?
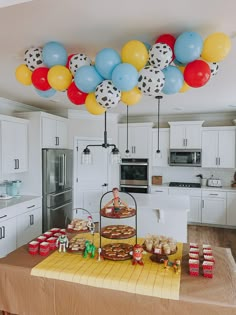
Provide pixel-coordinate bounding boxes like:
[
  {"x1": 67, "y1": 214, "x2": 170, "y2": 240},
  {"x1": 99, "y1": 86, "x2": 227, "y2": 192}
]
[
  {"x1": 174, "y1": 32, "x2": 203, "y2": 64},
  {"x1": 95, "y1": 48, "x2": 121, "y2": 79},
  {"x1": 112, "y1": 63, "x2": 138, "y2": 91},
  {"x1": 74, "y1": 65, "x2": 103, "y2": 93},
  {"x1": 35, "y1": 88, "x2": 56, "y2": 98},
  {"x1": 162, "y1": 66, "x2": 183, "y2": 95},
  {"x1": 143, "y1": 42, "x2": 151, "y2": 51},
  {"x1": 173, "y1": 59, "x2": 187, "y2": 67},
  {"x1": 42, "y1": 41, "x2": 67, "y2": 67}
]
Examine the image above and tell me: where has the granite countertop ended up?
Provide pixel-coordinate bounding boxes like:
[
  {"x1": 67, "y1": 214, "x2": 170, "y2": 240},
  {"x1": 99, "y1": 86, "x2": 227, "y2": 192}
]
[{"x1": 0, "y1": 195, "x2": 41, "y2": 210}]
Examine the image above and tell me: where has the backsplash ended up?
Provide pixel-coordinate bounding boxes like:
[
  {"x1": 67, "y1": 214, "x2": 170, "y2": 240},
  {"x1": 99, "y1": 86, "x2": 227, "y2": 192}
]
[{"x1": 152, "y1": 166, "x2": 236, "y2": 187}]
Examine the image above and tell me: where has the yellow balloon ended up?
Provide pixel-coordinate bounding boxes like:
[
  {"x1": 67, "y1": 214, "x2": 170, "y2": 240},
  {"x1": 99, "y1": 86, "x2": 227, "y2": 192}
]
[
  {"x1": 85, "y1": 93, "x2": 106, "y2": 115},
  {"x1": 47, "y1": 65, "x2": 72, "y2": 91},
  {"x1": 15, "y1": 64, "x2": 32, "y2": 86},
  {"x1": 201, "y1": 32, "x2": 231, "y2": 62},
  {"x1": 121, "y1": 40, "x2": 149, "y2": 71},
  {"x1": 178, "y1": 65, "x2": 185, "y2": 73},
  {"x1": 179, "y1": 81, "x2": 190, "y2": 93},
  {"x1": 121, "y1": 87, "x2": 142, "y2": 105}
]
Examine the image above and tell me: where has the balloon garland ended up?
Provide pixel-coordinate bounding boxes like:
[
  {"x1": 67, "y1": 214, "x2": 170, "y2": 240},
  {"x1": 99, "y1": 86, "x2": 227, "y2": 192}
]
[{"x1": 15, "y1": 32, "x2": 231, "y2": 115}]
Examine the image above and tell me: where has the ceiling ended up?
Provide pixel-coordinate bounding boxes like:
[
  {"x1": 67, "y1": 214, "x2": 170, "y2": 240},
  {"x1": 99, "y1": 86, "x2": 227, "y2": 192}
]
[{"x1": 0, "y1": 0, "x2": 236, "y2": 117}]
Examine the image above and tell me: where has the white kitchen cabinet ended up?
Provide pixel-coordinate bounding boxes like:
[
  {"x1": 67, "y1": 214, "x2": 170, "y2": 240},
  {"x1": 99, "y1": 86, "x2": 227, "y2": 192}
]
[
  {"x1": 152, "y1": 128, "x2": 170, "y2": 167},
  {"x1": 226, "y1": 192, "x2": 236, "y2": 226},
  {"x1": 118, "y1": 123, "x2": 153, "y2": 158},
  {"x1": 0, "y1": 216, "x2": 16, "y2": 258},
  {"x1": 0, "y1": 119, "x2": 28, "y2": 174},
  {"x1": 151, "y1": 186, "x2": 169, "y2": 196},
  {"x1": 202, "y1": 127, "x2": 235, "y2": 168},
  {"x1": 201, "y1": 190, "x2": 226, "y2": 225},
  {"x1": 168, "y1": 121, "x2": 203, "y2": 149},
  {"x1": 42, "y1": 116, "x2": 68, "y2": 148},
  {"x1": 16, "y1": 205, "x2": 42, "y2": 248}
]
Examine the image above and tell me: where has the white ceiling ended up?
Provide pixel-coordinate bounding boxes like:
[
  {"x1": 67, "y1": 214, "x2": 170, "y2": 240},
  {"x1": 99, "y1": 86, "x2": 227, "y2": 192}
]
[{"x1": 0, "y1": 0, "x2": 236, "y2": 117}]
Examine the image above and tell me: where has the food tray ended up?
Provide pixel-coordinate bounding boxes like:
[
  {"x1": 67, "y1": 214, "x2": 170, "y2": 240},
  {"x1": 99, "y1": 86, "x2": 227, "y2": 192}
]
[
  {"x1": 100, "y1": 207, "x2": 136, "y2": 218},
  {"x1": 101, "y1": 243, "x2": 133, "y2": 261},
  {"x1": 101, "y1": 225, "x2": 136, "y2": 239},
  {"x1": 143, "y1": 244, "x2": 178, "y2": 263},
  {"x1": 67, "y1": 236, "x2": 87, "y2": 253}
]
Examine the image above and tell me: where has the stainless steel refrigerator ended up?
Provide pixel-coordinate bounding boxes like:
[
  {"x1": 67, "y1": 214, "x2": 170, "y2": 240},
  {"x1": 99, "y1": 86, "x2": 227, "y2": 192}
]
[{"x1": 42, "y1": 149, "x2": 73, "y2": 232}]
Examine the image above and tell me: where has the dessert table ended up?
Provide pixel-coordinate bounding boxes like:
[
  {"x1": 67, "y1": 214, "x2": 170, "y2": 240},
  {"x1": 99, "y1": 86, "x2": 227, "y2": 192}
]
[{"x1": 0, "y1": 241, "x2": 236, "y2": 315}]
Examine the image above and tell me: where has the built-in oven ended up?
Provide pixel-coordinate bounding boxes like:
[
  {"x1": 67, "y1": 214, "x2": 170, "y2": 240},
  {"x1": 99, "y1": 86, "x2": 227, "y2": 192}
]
[
  {"x1": 169, "y1": 149, "x2": 202, "y2": 167},
  {"x1": 120, "y1": 158, "x2": 149, "y2": 193}
]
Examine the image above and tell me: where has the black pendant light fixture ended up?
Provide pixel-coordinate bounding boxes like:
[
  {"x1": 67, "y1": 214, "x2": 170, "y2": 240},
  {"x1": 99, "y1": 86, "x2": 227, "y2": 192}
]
[
  {"x1": 156, "y1": 95, "x2": 163, "y2": 157},
  {"x1": 81, "y1": 112, "x2": 121, "y2": 165},
  {"x1": 125, "y1": 105, "x2": 131, "y2": 157}
]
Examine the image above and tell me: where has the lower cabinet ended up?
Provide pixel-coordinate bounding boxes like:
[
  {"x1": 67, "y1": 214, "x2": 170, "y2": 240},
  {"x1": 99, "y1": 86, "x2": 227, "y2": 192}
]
[
  {"x1": 201, "y1": 191, "x2": 226, "y2": 225},
  {"x1": 189, "y1": 196, "x2": 202, "y2": 223},
  {"x1": 16, "y1": 206, "x2": 42, "y2": 248},
  {"x1": 226, "y1": 192, "x2": 236, "y2": 226},
  {"x1": 0, "y1": 217, "x2": 16, "y2": 258}
]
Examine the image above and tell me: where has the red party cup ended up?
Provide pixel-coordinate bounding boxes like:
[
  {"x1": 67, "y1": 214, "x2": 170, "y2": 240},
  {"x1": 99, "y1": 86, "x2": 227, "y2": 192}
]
[
  {"x1": 39, "y1": 242, "x2": 50, "y2": 256},
  {"x1": 28, "y1": 241, "x2": 39, "y2": 255},
  {"x1": 43, "y1": 231, "x2": 53, "y2": 239},
  {"x1": 60, "y1": 229, "x2": 66, "y2": 235},
  {"x1": 37, "y1": 235, "x2": 47, "y2": 243},
  {"x1": 47, "y1": 237, "x2": 57, "y2": 250},
  {"x1": 50, "y1": 228, "x2": 60, "y2": 235}
]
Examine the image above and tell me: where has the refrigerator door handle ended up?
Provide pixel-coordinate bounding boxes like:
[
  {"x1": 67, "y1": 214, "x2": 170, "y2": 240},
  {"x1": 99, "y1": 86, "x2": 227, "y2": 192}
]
[
  {"x1": 50, "y1": 201, "x2": 72, "y2": 212},
  {"x1": 59, "y1": 154, "x2": 65, "y2": 186},
  {"x1": 49, "y1": 188, "x2": 72, "y2": 197},
  {"x1": 64, "y1": 154, "x2": 67, "y2": 187}
]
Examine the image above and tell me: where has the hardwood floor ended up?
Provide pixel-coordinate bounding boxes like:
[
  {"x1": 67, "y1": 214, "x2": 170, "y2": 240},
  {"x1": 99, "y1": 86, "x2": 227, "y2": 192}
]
[{"x1": 188, "y1": 225, "x2": 236, "y2": 261}]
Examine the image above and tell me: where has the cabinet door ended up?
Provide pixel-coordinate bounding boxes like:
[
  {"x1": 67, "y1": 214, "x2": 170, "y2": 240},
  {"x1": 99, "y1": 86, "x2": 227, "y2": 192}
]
[
  {"x1": 152, "y1": 129, "x2": 170, "y2": 167},
  {"x1": 0, "y1": 217, "x2": 16, "y2": 258},
  {"x1": 16, "y1": 207, "x2": 42, "y2": 248},
  {"x1": 118, "y1": 126, "x2": 131, "y2": 158},
  {"x1": 202, "y1": 130, "x2": 218, "y2": 168},
  {"x1": 218, "y1": 130, "x2": 235, "y2": 168},
  {"x1": 133, "y1": 126, "x2": 150, "y2": 158},
  {"x1": 188, "y1": 196, "x2": 202, "y2": 223},
  {"x1": 1, "y1": 121, "x2": 16, "y2": 173},
  {"x1": 185, "y1": 125, "x2": 201, "y2": 149},
  {"x1": 14, "y1": 122, "x2": 28, "y2": 172},
  {"x1": 226, "y1": 193, "x2": 236, "y2": 226},
  {"x1": 56, "y1": 120, "x2": 68, "y2": 148},
  {"x1": 170, "y1": 125, "x2": 185, "y2": 149},
  {"x1": 202, "y1": 197, "x2": 226, "y2": 225},
  {"x1": 42, "y1": 117, "x2": 57, "y2": 148}
]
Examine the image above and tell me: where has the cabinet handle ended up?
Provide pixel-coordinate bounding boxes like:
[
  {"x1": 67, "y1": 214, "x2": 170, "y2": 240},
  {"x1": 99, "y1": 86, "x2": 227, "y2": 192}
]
[
  {"x1": 0, "y1": 215, "x2": 7, "y2": 219},
  {"x1": 2, "y1": 226, "x2": 5, "y2": 238},
  {"x1": 55, "y1": 137, "x2": 58, "y2": 146},
  {"x1": 29, "y1": 214, "x2": 34, "y2": 225},
  {"x1": 155, "y1": 190, "x2": 164, "y2": 192},
  {"x1": 218, "y1": 157, "x2": 220, "y2": 166},
  {"x1": 58, "y1": 137, "x2": 60, "y2": 146},
  {"x1": 0, "y1": 227, "x2": 2, "y2": 240},
  {"x1": 17, "y1": 159, "x2": 20, "y2": 169},
  {"x1": 202, "y1": 200, "x2": 204, "y2": 208},
  {"x1": 14, "y1": 159, "x2": 17, "y2": 169},
  {"x1": 209, "y1": 193, "x2": 218, "y2": 196},
  {"x1": 27, "y1": 205, "x2": 35, "y2": 209}
]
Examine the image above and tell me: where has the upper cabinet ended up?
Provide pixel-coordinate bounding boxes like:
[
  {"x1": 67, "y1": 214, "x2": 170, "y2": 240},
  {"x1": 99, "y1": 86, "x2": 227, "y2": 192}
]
[
  {"x1": 202, "y1": 127, "x2": 235, "y2": 168},
  {"x1": 42, "y1": 116, "x2": 68, "y2": 149},
  {"x1": 168, "y1": 121, "x2": 204, "y2": 149},
  {"x1": 118, "y1": 123, "x2": 153, "y2": 159},
  {"x1": 152, "y1": 128, "x2": 170, "y2": 167},
  {"x1": 0, "y1": 117, "x2": 28, "y2": 174}
]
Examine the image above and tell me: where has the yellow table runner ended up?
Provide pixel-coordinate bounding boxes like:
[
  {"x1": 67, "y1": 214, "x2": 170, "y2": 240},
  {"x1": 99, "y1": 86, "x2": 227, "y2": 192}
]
[{"x1": 31, "y1": 234, "x2": 183, "y2": 300}]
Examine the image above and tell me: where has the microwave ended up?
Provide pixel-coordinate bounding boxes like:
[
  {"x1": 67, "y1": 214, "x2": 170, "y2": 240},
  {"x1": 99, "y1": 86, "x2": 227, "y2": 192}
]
[{"x1": 169, "y1": 149, "x2": 202, "y2": 167}]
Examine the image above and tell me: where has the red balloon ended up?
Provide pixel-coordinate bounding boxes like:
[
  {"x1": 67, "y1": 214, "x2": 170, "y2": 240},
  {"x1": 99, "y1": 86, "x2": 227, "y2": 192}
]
[
  {"x1": 156, "y1": 34, "x2": 176, "y2": 60},
  {"x1": 67, "y1": 82, "x2": 88, "y2": 105},
  {"x1": 66, "y1": 54, "x2": 75, "y2": 69},
  {"x1": 184, "y1": 60, "x2": 211, "y2": 88},
  {"x1": 31, "y1": 67, "x2": 51, "y2": 91}
]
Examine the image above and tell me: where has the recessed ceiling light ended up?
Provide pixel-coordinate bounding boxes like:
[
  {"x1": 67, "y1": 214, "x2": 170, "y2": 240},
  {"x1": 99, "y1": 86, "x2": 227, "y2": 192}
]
[
  {"x1": 0, "y1": 0, "x2": 32, "y2": 8},
  {"x1": 173, "y1": 107, "x2": 183, "y2": 111}
]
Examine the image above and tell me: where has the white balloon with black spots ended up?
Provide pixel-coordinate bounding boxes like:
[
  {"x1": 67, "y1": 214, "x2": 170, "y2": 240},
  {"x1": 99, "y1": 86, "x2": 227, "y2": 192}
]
[
  {"x1": 149, "y1": 43, "x2": 172, "y2": 70},
  {"x1": 137, "y1": 66, "x2": 165, "y2": 96},
  {"x1": 24, "y1": 47, "x2": 43, "y2": 71},
  {"x1": 95, "y1": 80, "x2": 121, "y2": 109},
  {"x1": 69, "y1": 53, "x2": 92, "y2": 76},
  {"x1": 208, "y1": 62, "x2": 219, "y2": 77}
]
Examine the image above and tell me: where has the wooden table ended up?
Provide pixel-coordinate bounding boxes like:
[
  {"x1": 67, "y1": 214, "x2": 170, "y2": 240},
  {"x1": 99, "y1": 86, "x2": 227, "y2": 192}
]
[{"x1": 0, "y1": 244, "x2": 236, "y2": 315}]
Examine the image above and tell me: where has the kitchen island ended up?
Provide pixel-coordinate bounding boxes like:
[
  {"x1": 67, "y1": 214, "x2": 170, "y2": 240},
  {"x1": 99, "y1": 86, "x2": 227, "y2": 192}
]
[{"x1": 0, "y1": 242, "x2": 235, "y2": 315}]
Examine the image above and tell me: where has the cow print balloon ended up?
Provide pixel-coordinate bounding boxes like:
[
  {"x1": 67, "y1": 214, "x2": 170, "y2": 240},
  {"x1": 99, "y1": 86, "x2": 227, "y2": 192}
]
[
  {"x1": 95, "y1": 80, "x2": 121, "y2": 109},
  {"x1": 137, "y1": 66, "x2": 165, "y2": 97},
  {"x1": 69, "y1": 53, "x2": 92, "y2": 76},
  {"x1": 208, "y1": 62, "x2": 219, "y2": 77},
  {"x1": 24, "y1": 47, "x2": 43, "y2": 71},
  {"x1": 149, "y1": 43, "x2": 172, "y2": 70}
]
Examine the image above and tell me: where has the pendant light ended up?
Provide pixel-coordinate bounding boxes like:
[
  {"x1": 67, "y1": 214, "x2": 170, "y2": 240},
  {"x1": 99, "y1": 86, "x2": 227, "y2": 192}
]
[
  {"x1": 156, "y1": 95, "x2": 163, "y2": 158},
  {"x1": 125, "y1": 105, "x2": 131, "y2": 158},
  {"x1": 81, "y1": 112, "x2": 121, "y2": 165}
]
